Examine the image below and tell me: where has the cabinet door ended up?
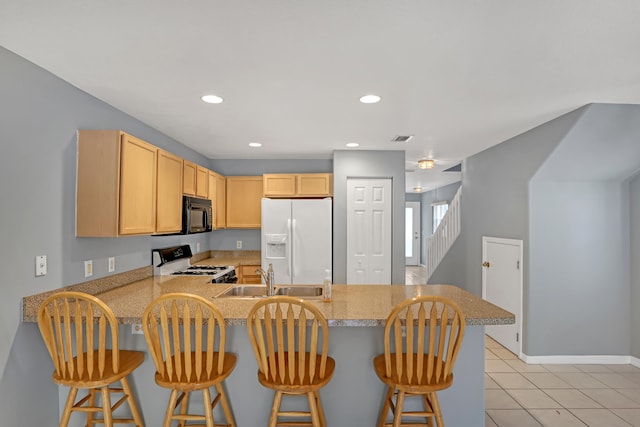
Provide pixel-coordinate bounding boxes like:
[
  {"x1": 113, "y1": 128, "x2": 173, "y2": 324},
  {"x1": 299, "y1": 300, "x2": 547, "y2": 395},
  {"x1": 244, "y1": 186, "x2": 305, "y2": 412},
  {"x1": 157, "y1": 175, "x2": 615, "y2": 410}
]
[
  {"x1": 216, "y1": 175, "x2": 227, "y2": 228},
  {"x1": 297, "y1": 174, "x2": 333, "y2": 196},
  {"x1": 196, "y1": 166, "x2": 209, "y2": 198},
  {"x1": 263, "y1": 174, "x2": 296, "y2": 197},
  {"x1": 156, "y1": 150, "x2": 183, "y2": 234},
  {"x1": 183, "y1": 160, "x2": 196, "y2": 196},
  {"x1": 239, "y1": 265, "x2": 261, "y2": 284},
  {"x1": 226, "y1": 176, "x2": 262, "y2": 228},
  {"x1": 119, "y1": 134, "x2": 157, "y2": 235}
]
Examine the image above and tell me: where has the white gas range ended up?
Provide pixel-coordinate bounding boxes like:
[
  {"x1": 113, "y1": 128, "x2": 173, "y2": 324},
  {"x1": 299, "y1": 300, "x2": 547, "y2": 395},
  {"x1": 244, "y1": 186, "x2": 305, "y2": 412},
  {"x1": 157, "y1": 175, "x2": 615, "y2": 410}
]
[{"x1": 152, "y1": 245, "x2": 237, "y2": 284}]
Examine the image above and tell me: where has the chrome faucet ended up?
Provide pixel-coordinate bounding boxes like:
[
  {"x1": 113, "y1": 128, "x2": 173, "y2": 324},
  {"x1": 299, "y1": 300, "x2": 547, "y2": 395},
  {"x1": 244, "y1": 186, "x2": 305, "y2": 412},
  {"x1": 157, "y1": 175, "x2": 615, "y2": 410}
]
[{"x1": 256, "y1": 263, "x2": 275, "y2": 296}]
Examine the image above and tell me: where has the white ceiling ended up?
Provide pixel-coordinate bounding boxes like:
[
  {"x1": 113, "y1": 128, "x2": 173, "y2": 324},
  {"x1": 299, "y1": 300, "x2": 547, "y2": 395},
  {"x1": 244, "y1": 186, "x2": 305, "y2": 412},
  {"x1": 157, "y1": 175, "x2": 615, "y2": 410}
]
[{"x1": 2, "y1": 0, "x2": 640, "y2": 192}]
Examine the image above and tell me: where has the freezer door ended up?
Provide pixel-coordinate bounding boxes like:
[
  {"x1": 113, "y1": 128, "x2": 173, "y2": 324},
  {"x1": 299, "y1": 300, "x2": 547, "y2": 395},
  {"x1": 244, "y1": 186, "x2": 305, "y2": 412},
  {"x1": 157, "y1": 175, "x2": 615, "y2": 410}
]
[
  {"x1": 261, "y1": 198, "x2": 292, "y2": 284},
  {"x1": 290, "y1": 198, "x2": 332, "y2": 284}
]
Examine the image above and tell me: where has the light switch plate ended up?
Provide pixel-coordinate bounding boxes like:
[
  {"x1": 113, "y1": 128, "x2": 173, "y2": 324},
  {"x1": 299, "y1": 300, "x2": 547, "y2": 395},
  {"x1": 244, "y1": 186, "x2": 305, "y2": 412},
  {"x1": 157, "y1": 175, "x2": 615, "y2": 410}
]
[
  {"x1": 35, "y1": 255, "x2": 47, "y2": 277},
  {"x1": 131, "y1": 324, "x2": 144, "y2": 335},
  {"x1": 236, "y1": 240, "x2": 242, "y2": 249},
  {"x1": 108, "y1": 257, "x2": 115, "y2": 272},
  {"x1": 84, "y1": 260, "x2": 93, "y2": 277}
]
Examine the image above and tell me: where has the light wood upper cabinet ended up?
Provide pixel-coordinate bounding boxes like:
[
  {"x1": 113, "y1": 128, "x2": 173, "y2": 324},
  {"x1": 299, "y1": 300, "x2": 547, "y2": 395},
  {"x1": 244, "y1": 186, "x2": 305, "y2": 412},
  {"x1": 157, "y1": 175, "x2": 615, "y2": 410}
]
[
  {"x1": 226, "y1": 176, "x2": 262, "y2": 228},
  {"x1": 183, "y1": 160, "x2": 197, "y2": 196},
  {"x1": 196, "y1": 166, "x2": 209, "y2": 198},
  {"x1": 156, "y1": 150, "x2": 183, "y2": 234},
  {"x1": 208, "y1": 170, "x2": 226, "y2": 229},
  {"x1": 263, "y1": 173, "x2": 333, "y2": 197},
  {"x1": 76, "y1": 130, "x2": 158, "y2": 237}
]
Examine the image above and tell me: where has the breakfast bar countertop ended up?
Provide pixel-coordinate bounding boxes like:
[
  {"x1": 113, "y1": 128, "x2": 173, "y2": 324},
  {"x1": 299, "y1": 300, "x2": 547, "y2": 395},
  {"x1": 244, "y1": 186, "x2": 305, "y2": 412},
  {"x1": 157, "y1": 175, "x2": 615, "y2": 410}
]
[{"x1": 23, "y1": 274, "x2": 514, "y2": 327}]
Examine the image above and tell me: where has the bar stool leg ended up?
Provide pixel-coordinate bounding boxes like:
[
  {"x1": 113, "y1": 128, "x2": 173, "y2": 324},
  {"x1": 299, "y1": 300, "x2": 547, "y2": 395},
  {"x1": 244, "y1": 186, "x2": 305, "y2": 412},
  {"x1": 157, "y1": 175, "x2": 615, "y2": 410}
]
[
  {"x1": 307, "y1": 392, "x2": 321, "y2": 427},
  {"x1": 429, "y1": 392, "x2": 444, "y2": 427},
  {"x1": 269, "y1": 391, "x2": 283, "y2": 427},
  {"x1": 203, "y1": 388, "x2": 214, "y2": 427},
  {"x1": 216, "y1": 382, "x2": 236, "y2": 427},
  {"x1": 86, "y1": 389, "x2": 96, "y2": 426},
  {"x1": 314, "y1": 391, "x2": 326, "y2": 427},
  {"x1": 377, "y1": 386, "x2": 394, "y2": 427},
  {"x1": 392, "y1": 390, "x2": 405, "y2": 427},
  {"x1": 60, "y1": 387, "x2": 78, "y2": 427},
  {"x1": 100, "y1": 386, "x2": 113, "y2": 427},
  {"x1": 120, "y1": 377, "x2": 144, "y2": 426},
  {"x1": 164, "y1": 390, "x2": 179, "y2": 427}
]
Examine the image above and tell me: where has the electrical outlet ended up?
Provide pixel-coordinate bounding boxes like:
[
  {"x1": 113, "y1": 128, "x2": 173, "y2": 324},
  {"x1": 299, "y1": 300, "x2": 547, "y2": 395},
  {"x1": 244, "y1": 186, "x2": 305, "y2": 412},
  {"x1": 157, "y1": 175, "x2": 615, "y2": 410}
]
[
  {"x1": 131, "y1": 324, "x2": 144, "y2": 335},
  {"x1": 84, "y1": 260, "x2": 93, "y2": 277},
  {"x1": 35, "y1": 255, "x2": 47, "y2": 277},
  {"x1": 108, "y1": 257, "x2": 115, "y2": 272},
  {"x1": 196, "y1": 242, "x2": 201, "y2": 252},
  {"x1": 236, "y1": 240, "x2": 242, "y2": 249}
]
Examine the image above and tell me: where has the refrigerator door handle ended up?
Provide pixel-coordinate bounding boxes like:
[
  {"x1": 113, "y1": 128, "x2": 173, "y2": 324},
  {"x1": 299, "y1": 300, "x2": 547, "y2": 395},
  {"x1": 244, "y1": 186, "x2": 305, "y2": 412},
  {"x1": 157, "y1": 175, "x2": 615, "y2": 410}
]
[
  {"x1": 287, "y1": 218, "x2": 292, "y2": 278},
  {"x1": 291, "y1": 218, "x2": 297, "y2": 278}
]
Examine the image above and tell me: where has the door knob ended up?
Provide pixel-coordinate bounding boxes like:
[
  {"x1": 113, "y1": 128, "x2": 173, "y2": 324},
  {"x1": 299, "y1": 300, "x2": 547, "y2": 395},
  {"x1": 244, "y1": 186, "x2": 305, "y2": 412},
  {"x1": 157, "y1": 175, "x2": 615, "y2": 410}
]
[{"x1": 482, "y1": 261, "x2": 490, "y2": 268}]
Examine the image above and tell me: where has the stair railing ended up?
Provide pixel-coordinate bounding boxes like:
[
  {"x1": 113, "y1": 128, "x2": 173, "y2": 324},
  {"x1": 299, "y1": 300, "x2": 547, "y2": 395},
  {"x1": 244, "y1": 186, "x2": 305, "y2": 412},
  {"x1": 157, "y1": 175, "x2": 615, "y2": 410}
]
[{"x1": 426, "y1": 186, "x2": 461, "y2": 281}]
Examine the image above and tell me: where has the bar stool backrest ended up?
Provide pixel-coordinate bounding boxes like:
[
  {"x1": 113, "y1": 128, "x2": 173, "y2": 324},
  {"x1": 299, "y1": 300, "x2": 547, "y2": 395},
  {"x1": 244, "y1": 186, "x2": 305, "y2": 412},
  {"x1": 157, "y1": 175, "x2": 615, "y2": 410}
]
[
  {"x1": 142, "y1": 293, "x2": 228, "y2": 383},
  {"x1": 37, "y1": 291, "x2": 120, "y2": 381},
  {"x1": 247, "y1": 296, "x2": 330, "y2": 386},
  {"x1": 383, "y1": 296, "x2": 466, "y2": 385}
]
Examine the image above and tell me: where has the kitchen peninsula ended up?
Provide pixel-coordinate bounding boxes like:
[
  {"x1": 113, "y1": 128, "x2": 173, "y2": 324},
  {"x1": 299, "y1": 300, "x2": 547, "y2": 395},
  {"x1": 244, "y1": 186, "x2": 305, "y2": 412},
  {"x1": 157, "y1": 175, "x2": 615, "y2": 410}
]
[{"x1": 23, "y1": 269, "x2": 514, "y2": 427}]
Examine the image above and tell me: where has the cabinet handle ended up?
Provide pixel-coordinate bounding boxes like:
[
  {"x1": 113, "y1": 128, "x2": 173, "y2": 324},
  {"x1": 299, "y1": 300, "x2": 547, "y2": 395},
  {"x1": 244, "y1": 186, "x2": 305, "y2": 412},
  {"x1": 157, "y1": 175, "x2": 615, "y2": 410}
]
[{"x1": 482, "y1": 261, "x2": 490, "y2": 268}]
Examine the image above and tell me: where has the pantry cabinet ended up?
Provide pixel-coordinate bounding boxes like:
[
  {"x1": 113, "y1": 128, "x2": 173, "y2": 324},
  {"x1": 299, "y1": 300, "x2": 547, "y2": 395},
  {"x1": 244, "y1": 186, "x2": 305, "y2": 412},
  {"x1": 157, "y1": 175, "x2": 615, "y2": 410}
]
[
  {"x1": 156, "y1": 150, "x2": 184, "y2": 234},
  {"x1": 226, "y1": 176, "x2": 263, "y2": 228},
  {"x1": 263, "y1": 173, "x2": 333, "y2": 197},
  {"x1": 76, "y1": 130, "x2": 158, "y2": 237},
  {"x1": 208, "y1": 170, "x2": 226, "y2": 229}
]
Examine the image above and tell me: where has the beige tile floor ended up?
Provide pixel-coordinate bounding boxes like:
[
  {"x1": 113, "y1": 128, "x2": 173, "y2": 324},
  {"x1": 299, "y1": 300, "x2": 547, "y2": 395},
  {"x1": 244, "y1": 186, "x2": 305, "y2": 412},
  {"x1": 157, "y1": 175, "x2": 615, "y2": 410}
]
[
  {"x1": 484, "y1": 335, "x2": 640, "y2": 426},
  {"x1": 405, "y1": 267, "x2": 640, "y2": 426}
]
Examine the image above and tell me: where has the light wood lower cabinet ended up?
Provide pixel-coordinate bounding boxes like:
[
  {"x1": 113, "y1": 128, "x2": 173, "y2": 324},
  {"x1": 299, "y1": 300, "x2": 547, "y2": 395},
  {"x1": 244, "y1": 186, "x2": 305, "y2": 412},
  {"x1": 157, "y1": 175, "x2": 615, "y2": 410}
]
[
  {"x1": 77, "y1": 130, "x2": 158, "y2": 237},
  {"x1": 238, "y1": 265, "x2": 261, "y2": 284},
  {"x1": 226, "y1": 176, "x2": 262, "y2": 228}
]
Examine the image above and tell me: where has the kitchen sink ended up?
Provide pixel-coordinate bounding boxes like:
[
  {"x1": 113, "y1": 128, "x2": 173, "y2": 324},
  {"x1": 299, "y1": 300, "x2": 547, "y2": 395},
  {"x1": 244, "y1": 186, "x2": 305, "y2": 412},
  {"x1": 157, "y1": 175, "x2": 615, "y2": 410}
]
[
  {"x1": 215, "y1": 285, "x2": 324, "y2": 299},
  {"x1": 216, "y1": 285, "x2": 268, "y2": 298},
  {"x1": 276, "y1": 286, "x2": 323, "y2": 298}
]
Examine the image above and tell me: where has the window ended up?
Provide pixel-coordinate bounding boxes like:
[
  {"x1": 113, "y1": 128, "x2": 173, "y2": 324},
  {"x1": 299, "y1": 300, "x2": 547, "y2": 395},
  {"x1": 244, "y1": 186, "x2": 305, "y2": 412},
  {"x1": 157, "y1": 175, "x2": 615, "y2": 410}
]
[{"x1": 432, "y1": 201, "x2": 448, "y2": 233}]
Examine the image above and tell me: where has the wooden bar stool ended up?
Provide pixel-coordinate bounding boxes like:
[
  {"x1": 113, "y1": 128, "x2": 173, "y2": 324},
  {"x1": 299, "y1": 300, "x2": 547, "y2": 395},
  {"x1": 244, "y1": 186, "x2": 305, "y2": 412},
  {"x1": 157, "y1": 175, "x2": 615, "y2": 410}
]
[
  {"x1": 247, "y1": 296, "x2": 335, "y2": 427},
  {"x1": 37, "y1": 291, "x2": 145, "y2": 426},
  {"x1": 373, "y1": 296, "x2": 466, "y2": 427},
  {"x1": 142, "y1": 293, "x2": 236, "y2": 427}
]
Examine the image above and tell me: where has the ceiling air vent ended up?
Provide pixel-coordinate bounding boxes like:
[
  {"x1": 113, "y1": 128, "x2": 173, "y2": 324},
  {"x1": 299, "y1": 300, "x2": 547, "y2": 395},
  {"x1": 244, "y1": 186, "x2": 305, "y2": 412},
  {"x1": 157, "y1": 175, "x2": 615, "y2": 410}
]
[{"x1": 391, "y1": 135, "x2": 414, "y2": 143}]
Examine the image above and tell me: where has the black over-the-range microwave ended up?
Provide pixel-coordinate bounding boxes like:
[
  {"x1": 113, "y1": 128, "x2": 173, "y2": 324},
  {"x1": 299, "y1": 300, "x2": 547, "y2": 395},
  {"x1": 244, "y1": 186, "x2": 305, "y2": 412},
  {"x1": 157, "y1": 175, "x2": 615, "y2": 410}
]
[{"x1": 182, "y1": 196, "x2": 212, "y2": 234}]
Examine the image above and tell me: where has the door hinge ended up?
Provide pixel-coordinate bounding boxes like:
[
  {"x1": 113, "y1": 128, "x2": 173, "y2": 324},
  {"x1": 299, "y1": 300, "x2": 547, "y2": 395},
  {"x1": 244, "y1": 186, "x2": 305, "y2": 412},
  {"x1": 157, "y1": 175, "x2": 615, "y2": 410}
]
[
  {"x1": 516, "y1": 332, "x2": 519, "y2": 342},
  {"x1": 516, "y1": 260, "x2": 520, "y2": 270}
]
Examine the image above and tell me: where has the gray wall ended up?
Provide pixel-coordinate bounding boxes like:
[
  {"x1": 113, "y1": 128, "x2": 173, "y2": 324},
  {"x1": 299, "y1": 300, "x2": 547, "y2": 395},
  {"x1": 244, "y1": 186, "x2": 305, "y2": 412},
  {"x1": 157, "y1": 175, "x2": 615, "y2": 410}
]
[
  {"x1": 431, "y1": 103, "x2": 640, "y2": 357},
  {"x1": 0, "y1": 46, "x2": 214, "y2": 425},
  {"x1": 333, "y1": 150, "x2": 406, "y2": 284},
  {"x1": 428, "y1": 106, "x2": 584, "y2": 293},
  {"x1": 208, "y1": 159, "x2": 333, "y2": 250},
  {"x1": 631, "y1": 173, "x2": 640, "y2": 358}
]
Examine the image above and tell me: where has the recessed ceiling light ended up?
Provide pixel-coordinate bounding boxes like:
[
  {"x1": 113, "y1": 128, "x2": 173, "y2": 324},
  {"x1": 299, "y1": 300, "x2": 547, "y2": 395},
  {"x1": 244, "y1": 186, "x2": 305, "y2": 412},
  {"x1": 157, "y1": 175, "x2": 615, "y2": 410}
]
[
  {"x1": 413, "y1": 186, "x2": 423, "y2": 193},
  {"x1": 249, "y1": 142, "x2": 262, "y2": 148},
  {"x1": 346, "y1": 142, "x2": 359, "y2": 148},
  {"x1": 359, "y1": 94, "x2": 381, "y2": 104},
  {"x1": 201, "y1": 94, "x2": 223, "y2": 104}
]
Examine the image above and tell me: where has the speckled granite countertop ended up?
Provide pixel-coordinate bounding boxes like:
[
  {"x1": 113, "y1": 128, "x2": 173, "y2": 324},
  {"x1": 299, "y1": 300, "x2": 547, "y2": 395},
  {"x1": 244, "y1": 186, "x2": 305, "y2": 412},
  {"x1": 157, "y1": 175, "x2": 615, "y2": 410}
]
[{"x1": 23, "y1": 274, "x2": 514, "y2": 327}]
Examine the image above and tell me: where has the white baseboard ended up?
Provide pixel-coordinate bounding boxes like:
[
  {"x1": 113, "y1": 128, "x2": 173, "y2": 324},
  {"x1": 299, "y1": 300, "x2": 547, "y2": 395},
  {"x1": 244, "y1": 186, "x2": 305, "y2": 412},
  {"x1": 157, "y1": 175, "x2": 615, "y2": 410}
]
[{"x1": 522, "y1": 353, "x2": 632, "y2": 365}]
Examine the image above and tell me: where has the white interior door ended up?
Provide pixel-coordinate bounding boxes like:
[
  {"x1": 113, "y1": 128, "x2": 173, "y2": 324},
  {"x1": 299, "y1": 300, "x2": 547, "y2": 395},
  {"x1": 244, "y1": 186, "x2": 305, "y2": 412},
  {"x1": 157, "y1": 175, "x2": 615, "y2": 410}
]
[
  {"x1": 482, "y1": 236, "x2": 523, "y2": 357},
  {"x1": 347, "y1": 179, "x2": 392, "y2": 284},
  {"x1": 405, "y1": 202, "x2": 420, "y2": 266}
]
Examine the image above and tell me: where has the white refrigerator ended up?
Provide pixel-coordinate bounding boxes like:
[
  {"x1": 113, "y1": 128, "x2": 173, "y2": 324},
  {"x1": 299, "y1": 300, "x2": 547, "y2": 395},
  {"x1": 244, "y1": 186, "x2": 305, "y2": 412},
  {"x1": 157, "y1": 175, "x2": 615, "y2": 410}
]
[{"x1": 261, "y1": 198, "x2": 332, "y2": 284}]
